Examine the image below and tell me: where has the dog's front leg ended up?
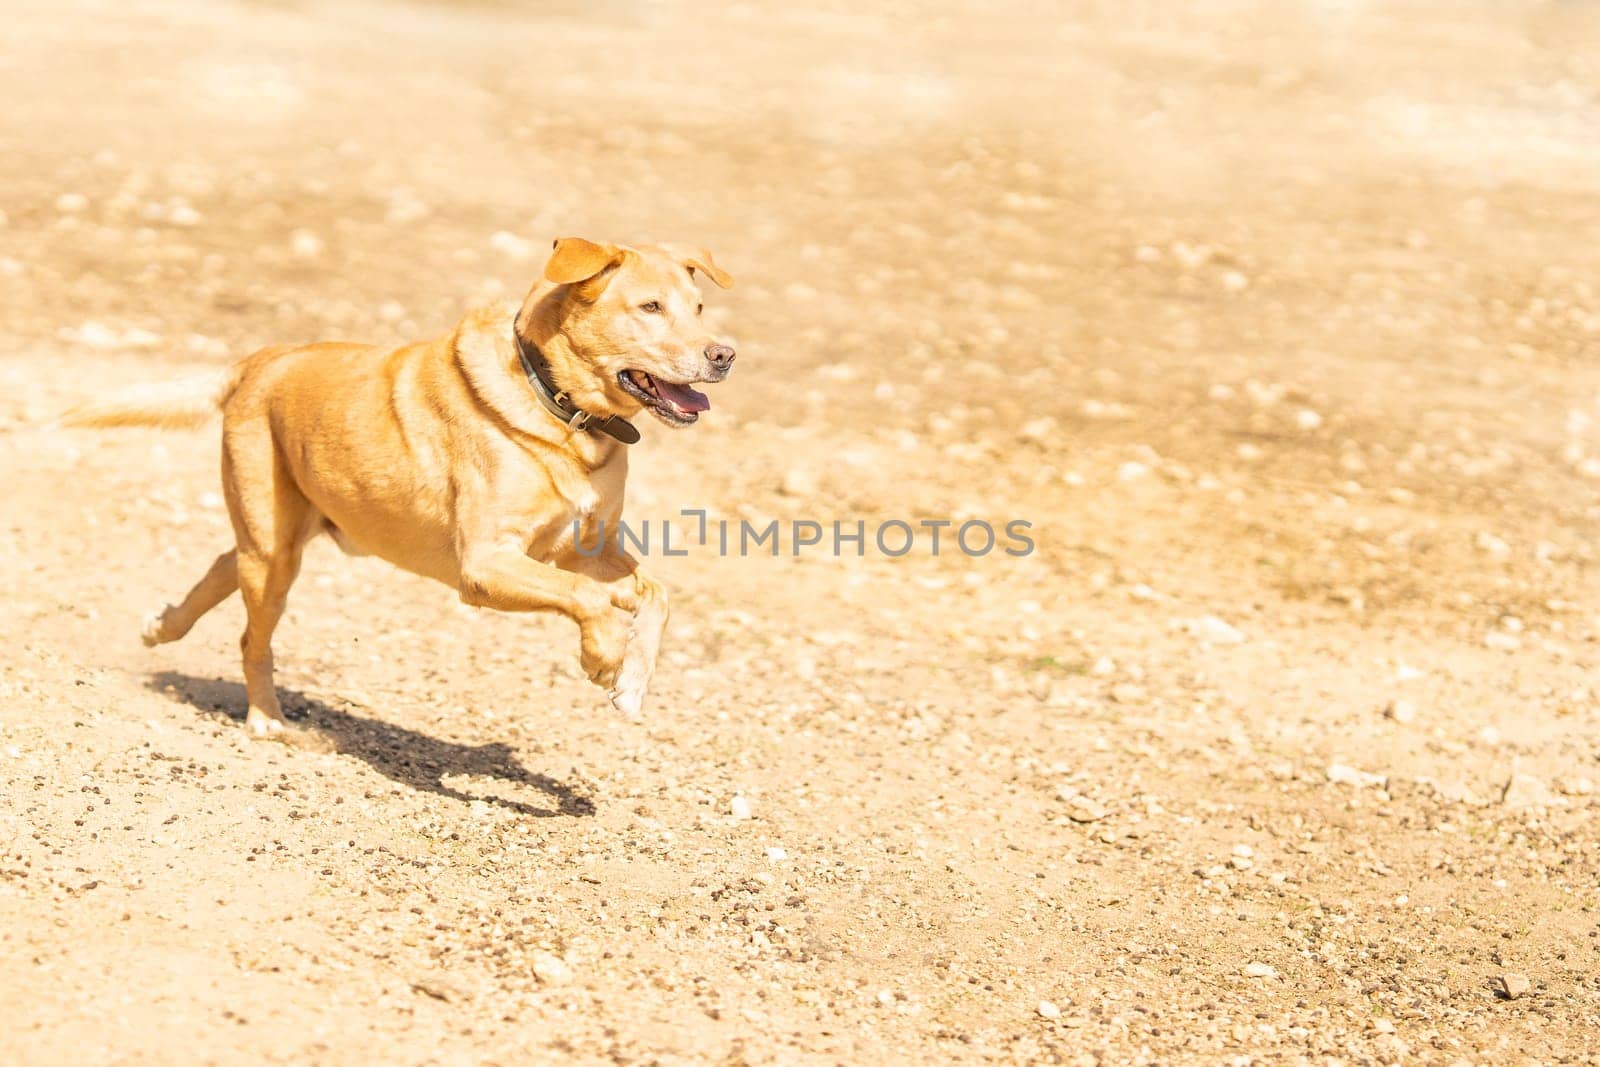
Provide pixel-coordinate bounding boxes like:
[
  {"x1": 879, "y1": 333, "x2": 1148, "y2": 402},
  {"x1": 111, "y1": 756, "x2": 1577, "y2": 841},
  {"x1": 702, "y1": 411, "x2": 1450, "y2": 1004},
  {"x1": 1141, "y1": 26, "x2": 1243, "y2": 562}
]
[
  {"x1": 458, "y1": 544, "x2": 628, "y2": 690},
  {"x1": 559, "y1": 548, "x2": 668, "y2": 719}
]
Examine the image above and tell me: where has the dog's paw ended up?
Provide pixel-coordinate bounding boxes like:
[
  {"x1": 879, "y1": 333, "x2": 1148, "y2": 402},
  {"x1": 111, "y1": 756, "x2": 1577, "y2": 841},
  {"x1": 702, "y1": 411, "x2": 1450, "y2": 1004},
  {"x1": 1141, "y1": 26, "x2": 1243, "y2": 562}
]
[
  {"x1": 608, "y1": 683, "x2": 645, "y2": 721},
  {"x1": 140, "y1": 607, "x2": 172, "y2": 647},
  {"x1": 582, "y1": 652, "x2": 622, "y2": 691},
  {"x1": 606, "y1": 604, "x2": 664, "y2": 720},
  {"x1": 579, "y1": 614, "x2": 628, "y2": 690},
  {"x1": 244, "y1": 709, "x2": 287, "y2": 740}
]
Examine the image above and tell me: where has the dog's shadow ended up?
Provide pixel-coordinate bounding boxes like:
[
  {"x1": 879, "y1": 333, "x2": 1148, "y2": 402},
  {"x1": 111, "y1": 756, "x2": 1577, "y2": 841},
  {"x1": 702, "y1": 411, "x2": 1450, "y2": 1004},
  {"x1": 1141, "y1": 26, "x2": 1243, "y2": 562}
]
[{"x1": 149, "y1": 671, "x2": 595, "y2": 819}]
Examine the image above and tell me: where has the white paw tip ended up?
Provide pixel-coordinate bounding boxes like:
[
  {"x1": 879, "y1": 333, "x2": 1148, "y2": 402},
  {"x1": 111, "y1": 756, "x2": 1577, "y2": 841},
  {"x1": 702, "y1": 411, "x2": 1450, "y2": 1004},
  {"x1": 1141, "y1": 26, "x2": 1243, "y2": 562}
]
[
  {"x1": 246, "y1": 717, "x2": 286, "y2": 739},
  {"x1": 140, "y1": 610, "x2": 168, "y2": 647},
  {"x1": 609, "y1": 687, "x2": 645, "y2": 719}
]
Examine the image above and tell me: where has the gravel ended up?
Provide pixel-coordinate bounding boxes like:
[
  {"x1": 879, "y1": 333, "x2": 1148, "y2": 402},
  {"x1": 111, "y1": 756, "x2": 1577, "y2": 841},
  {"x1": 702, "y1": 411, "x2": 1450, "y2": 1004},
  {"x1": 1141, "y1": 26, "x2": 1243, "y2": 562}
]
[{"x1": 3, "y1": 1, "x2": 1598, "y2": 1064}]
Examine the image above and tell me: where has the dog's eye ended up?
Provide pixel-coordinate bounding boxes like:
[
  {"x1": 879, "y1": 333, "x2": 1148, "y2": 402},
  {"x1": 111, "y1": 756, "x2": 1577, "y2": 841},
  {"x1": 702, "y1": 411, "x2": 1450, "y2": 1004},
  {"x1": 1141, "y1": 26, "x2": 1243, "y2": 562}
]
[
  {"x1": 639, "y1": 301, "x2": 663, "y2": 314},
  {"x1": 696, "y1": 304, "x2": 704, "y2": 316}
]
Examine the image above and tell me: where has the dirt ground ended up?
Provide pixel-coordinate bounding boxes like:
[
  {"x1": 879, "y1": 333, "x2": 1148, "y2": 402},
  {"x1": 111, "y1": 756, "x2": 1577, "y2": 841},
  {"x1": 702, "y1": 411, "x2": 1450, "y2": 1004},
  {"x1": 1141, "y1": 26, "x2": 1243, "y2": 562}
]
[{"x1": 3, "y1": 1, "x2": 1599, "y2": 1063}]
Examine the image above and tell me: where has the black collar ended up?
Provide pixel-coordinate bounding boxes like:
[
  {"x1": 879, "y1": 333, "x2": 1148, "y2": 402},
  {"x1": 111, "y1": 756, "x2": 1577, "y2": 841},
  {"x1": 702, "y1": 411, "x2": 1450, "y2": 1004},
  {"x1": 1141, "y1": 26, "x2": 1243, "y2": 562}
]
[{"x1": 512, "y1": 329, "x2": 640, "y2": 445}]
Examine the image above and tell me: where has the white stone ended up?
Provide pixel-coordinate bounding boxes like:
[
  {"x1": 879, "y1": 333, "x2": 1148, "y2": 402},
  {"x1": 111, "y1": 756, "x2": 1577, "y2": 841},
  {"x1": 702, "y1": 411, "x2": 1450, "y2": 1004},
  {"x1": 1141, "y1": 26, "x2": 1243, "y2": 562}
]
[
  {"x1": 1021, "y1": 417, "x2": 1056, "y2": 441},
  {"x1": 531, "y1": 952, "x2": 572, "y2": 985},
  {"x1": 1501, "y1": 774, "x2": 1559, "y2": 810},
  {"x1": 1117, "y1": 461, "x2": 1150, "y2": 482},
  {"x1": 1327, "y1": 763, "x2": 1385, "y2": 790},
  {"x1": 1063, "y1": 797, "x2": 1108, "y2": 824},
  {"x1": 1109, "y1": 682, "x2": 1144, "y2": 705},
  {"x1": 1498, "y1": 973, "x2": 1531, "y2": 999},
  {"x1": 290, "y1": 229, "x2": 325, "y2": 258},
  {"x1": 1484, "y1": 630, "x2": 1521, "y2": 652},
  {"x1": 779, "y1": 468, "x2": 818, "y2": 497},
  {"x1": 1188, "y1": 615, "x2": 1245, "y2": 645},
  {"x1": 1475, "y1": 531, "x2": 1511, "y2": 560},
  {"x1": 488, "y1": 230, "x2": 534, "y2": 259}
]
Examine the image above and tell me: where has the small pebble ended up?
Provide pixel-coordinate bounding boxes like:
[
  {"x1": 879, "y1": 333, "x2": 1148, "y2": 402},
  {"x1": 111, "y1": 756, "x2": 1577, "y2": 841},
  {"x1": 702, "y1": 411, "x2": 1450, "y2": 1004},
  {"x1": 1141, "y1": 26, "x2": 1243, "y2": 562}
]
[
  {"x1": 290, "y1": 229, "x2": 325, "y2": 258},
  {"x1": 488, "y1": 230, "x2": 535, "y2": 259},
  {"x1": 1484, "y1": 630, "x2": 1521, "y2": 652},
  {"x1": 532, "y1": 953, "x2": 572, "y2": 985},
  {"x1": 1188, "y1": 616, "x2": 1245, "y2": 645},
  {"x1": 1243, "y1": 962, "x2": 1277, "y2": 979},
  {"x1": 1497, "y1": 973, "x2": 1531, "y2": 999},
  {"x1": 411, "y1": 978, "x2": 462, "y2": 1002},
  {"x1": 779, "y1": 468, "x2": 819, "y2": 497},
  {"x1": 1064, "y1": 797, "x2": 1108, "y2": 824},
  {"x1": 1501, "y1": 774, "x2": 1557, "y2": 810},
  {"x1": 1327, "y1": 763, "x2": 1386, "y2": 789},
  {"x1": 1109, "y1": 682, "x2": 1144, "y2": 705},
  {"x1": 1037, "y1": 1000, "x2": 1061, "y2": 1020}
]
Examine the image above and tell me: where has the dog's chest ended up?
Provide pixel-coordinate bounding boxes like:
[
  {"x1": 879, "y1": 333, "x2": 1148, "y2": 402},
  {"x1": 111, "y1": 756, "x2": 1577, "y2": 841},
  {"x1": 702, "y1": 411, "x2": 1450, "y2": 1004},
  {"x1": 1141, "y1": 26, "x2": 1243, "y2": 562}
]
[{"x1": 525, "y1": 449, "x2": 626, "y2": 558}]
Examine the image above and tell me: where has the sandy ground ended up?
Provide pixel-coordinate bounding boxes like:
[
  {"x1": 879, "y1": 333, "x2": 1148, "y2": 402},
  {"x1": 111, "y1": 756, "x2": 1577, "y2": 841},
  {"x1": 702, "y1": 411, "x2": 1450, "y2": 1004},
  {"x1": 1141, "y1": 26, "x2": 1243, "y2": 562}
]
[{"x1": 3, "y1": 1, "x2": 1600, "y2": 1063}]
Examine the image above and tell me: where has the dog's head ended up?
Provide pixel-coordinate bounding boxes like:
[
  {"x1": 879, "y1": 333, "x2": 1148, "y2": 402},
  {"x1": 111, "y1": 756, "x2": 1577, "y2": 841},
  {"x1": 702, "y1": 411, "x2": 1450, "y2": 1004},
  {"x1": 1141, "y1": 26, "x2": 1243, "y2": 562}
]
[{"x1": 529, "y1": 238, "x2": 736, "y2": 428}]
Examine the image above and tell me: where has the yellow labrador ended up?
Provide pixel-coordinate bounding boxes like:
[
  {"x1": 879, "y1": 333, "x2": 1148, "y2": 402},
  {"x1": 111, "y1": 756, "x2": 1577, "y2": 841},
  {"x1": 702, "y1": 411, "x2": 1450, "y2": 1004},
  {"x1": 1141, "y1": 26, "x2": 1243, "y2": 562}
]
[{"x1": 61, "y1": 238, "x2": 735, "y2": 737}]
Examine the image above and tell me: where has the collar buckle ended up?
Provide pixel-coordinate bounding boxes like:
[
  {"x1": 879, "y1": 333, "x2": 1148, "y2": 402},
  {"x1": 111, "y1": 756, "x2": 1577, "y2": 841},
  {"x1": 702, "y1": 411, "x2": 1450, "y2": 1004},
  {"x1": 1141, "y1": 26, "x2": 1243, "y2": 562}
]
[
  {"x1": 551, "y1": 390, "x2": 591, "y2": 430},
  {"x1": 514, "y1": 327, "x2": 639, "y2": 445}
]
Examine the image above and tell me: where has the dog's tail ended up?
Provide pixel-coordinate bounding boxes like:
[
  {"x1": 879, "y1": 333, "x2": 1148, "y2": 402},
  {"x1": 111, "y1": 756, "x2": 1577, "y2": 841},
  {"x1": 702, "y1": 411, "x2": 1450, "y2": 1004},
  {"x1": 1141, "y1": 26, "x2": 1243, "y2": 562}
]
[{"x1": 53, "y1": 363, "x2": 245, "y2": 430}]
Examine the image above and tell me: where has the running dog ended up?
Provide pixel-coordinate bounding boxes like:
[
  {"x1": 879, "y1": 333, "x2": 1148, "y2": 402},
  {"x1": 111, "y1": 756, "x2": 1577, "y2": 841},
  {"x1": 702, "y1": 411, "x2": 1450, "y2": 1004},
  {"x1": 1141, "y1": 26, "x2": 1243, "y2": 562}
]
[{"x1": 60, "y1": 237, "x2": 735, "y2": 737}]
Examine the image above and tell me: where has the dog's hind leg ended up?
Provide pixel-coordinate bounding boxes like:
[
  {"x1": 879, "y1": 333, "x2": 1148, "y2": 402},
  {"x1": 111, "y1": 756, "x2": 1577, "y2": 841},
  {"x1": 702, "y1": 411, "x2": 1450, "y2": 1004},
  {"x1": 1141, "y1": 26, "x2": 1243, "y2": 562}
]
[
  {"x1": 142, "y1": 549, "x2": 239, "y2": 647},
  {"x1": 225, "y1": 431, "x2": 316, "y2": 740}
]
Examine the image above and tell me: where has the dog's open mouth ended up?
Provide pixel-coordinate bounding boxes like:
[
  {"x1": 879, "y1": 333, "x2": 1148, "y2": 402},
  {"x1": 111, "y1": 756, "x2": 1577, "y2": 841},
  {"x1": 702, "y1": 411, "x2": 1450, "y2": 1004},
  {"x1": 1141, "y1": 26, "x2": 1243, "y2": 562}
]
[{"x1": 618, "y1": 369, "x2": 710, "y2": 425}]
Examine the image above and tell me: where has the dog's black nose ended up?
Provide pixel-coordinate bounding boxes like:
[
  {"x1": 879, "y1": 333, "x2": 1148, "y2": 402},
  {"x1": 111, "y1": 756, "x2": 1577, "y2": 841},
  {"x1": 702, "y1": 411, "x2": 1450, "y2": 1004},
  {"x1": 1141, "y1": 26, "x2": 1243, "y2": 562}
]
[{"x1": 705, "y1": 343, "x2": 735, "y2": 367}]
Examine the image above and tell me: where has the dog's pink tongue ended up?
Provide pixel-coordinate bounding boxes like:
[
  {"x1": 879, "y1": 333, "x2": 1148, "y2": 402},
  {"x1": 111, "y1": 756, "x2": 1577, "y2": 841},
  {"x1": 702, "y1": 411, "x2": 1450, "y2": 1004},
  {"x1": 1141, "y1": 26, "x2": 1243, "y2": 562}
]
[{"x1": 654, "y1": 379, "x2": 710, "y2": 414}]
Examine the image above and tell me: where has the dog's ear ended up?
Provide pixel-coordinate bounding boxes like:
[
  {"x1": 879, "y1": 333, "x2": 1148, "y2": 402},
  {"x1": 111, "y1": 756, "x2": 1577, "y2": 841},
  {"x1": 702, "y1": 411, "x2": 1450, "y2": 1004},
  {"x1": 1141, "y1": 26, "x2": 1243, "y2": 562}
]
[
  {"x1": 545, "y1": 237, "x2": 624, "y2": 286},
  {"x1": 662, "y1": 244, "x2": 734, "y2": 289}
]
